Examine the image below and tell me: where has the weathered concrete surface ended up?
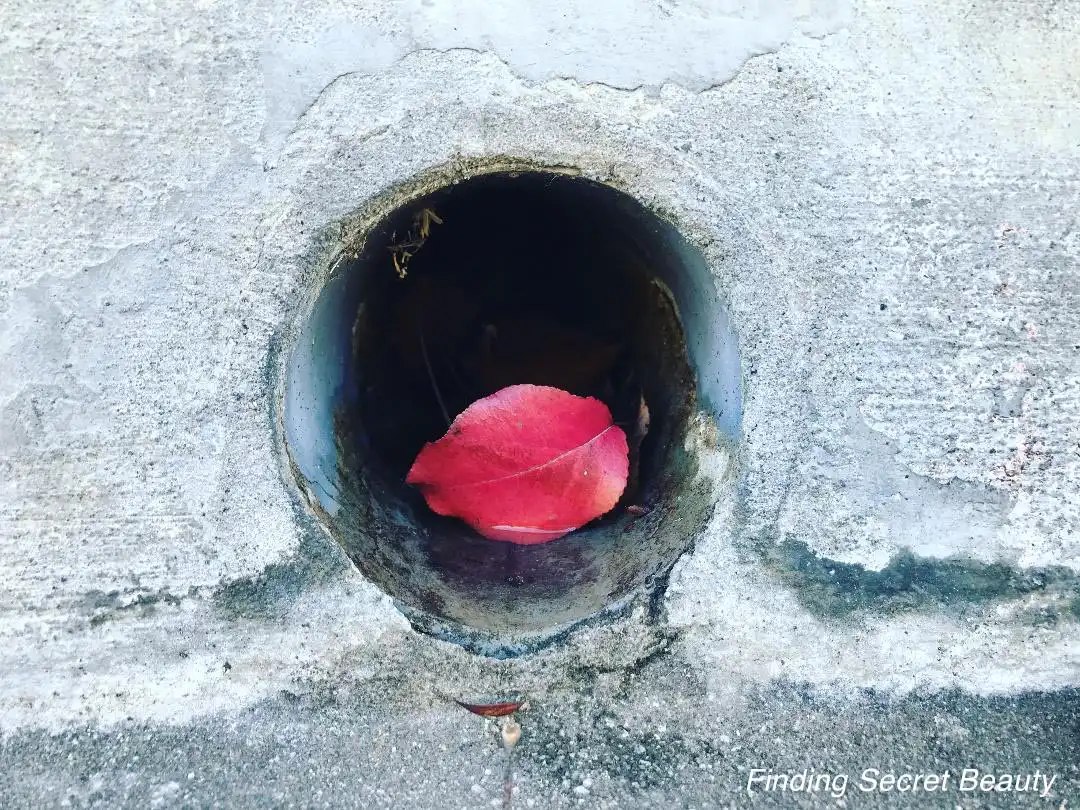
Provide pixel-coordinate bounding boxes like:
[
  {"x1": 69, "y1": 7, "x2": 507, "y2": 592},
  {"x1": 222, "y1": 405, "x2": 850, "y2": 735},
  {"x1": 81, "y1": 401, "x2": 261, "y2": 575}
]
[{"x1": 1, "y1": 0, "x2": 1078, "y2": 806}]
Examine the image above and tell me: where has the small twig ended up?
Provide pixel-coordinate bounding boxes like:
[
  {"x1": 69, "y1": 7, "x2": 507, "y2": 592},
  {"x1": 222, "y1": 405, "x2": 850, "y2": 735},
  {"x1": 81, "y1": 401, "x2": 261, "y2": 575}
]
[
  {"x1": 420, "y1": 325, "x2": 451, "y2": 427},
  {"x1": 418, "y1": 207, "x2": 442, "y2": 239},
  {"x1": 502, "y1": 751, "x2": 514, "y2": 810},
  {"x1": 501, "y1": 719, "x2": 521, "y2": 810},
  {"x1": 388, "y1": 207, "x2": 442, "y2": 278},
  {"x1": 387, "y1": 240, "x2": 424, "y2": 252}
]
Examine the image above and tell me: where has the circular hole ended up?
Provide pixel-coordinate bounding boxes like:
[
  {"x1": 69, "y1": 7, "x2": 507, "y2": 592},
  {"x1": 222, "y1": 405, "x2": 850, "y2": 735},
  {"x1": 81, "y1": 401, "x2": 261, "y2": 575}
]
[{"x1": 283, "y1": 168, "x2": 740, "y2": 651}]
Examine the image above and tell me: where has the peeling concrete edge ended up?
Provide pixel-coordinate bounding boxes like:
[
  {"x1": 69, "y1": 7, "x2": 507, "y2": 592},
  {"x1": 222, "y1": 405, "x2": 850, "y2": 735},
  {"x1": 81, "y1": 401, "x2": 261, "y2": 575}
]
[{"x1": 283, "y1": 39, "x2": 819, "y2": 157}]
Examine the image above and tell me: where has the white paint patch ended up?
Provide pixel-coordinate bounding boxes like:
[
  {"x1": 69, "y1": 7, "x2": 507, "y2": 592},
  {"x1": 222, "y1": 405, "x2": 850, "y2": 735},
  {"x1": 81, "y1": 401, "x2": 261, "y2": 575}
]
[
  {"x1": 401, "y1": 0, "x2": 851, "y2": 89},
  {"x1": 259, "y1": 0, "x2": 851, "y2": 160}
]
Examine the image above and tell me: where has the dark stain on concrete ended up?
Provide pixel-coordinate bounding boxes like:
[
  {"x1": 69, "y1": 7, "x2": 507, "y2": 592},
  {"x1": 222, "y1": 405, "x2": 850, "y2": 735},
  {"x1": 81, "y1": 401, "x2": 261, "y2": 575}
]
[
  {"x1": 82, "y1": 588, "x2": 187, "y2": 628},
  {"x1": 212, "y1": 533, "x2": 351, "y2": 621},
  {"x1": 756, "y1": 535, "x2": 1080, "y2": 620}
]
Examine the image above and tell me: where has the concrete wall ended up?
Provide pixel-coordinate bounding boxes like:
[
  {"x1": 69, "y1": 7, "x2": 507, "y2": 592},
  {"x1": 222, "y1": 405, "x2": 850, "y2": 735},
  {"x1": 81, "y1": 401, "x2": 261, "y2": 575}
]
[{"x1": 1, "y1": 0, "x2": 1078, "y2": 806}]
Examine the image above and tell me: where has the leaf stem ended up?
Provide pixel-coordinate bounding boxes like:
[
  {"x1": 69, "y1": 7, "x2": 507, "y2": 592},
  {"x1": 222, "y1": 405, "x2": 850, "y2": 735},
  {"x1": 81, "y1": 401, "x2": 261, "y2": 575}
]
[{"x1": 502, "y1": 746, "x2": 515, "y2": 809}]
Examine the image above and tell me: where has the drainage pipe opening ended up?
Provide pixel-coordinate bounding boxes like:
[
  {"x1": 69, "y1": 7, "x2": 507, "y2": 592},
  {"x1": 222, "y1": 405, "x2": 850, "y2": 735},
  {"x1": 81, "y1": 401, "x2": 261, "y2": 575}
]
[{"x1": 283, "y1": 168, "x2": 740, "y2": 648}]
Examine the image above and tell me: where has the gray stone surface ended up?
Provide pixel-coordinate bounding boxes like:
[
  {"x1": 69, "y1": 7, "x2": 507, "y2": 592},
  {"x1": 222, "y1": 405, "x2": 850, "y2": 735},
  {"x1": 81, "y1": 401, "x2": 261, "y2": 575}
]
[{"x1": 1, "y1": 0, "x2": 1078, "y2": 806}]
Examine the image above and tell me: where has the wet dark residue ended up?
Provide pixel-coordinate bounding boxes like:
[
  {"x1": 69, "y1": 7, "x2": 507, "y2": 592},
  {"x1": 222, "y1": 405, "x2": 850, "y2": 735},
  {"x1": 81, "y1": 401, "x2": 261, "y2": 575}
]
[
  {"x1": 213, "y1": 533, "x2": 351, "y2": 622},
  {"x1": 755, "y1": 534, "x2": 1080, "y2": 622},
  {"x1": 83, "y1": 588, "x2": 187, "y2": 628}
]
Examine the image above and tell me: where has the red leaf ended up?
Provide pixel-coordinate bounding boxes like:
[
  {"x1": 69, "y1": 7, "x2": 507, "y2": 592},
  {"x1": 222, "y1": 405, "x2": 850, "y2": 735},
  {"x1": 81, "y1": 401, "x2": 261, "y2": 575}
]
[
  {"x1": 406, "y1": 384, "x2": 629, "y2": 544},
  {"x1": 455, "y1": 700, "x2": 525, "y2": 717}
]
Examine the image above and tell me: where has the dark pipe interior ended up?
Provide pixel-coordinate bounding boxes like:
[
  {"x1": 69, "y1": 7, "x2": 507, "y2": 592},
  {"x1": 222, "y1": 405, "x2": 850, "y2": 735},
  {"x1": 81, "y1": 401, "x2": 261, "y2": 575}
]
[
  {"x1": 288, "y1": 171, "x2": 720, "y2": 651},
  {"x1": 353, "y1": 174, "x2": 686, "y2": 511}
]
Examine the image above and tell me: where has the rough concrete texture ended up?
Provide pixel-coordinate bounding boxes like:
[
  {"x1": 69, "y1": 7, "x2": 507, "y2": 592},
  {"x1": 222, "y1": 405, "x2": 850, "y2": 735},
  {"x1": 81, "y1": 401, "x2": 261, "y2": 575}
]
[{"x1": 1, "y1": 0, "x2": 1079, "y2": 807}]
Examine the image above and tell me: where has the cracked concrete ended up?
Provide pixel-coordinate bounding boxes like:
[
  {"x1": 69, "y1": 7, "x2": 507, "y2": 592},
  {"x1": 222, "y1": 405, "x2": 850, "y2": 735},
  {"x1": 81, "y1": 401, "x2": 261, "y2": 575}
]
[{"x1": 1, "y1": 0, "x2": 1078, "y2": 807}]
